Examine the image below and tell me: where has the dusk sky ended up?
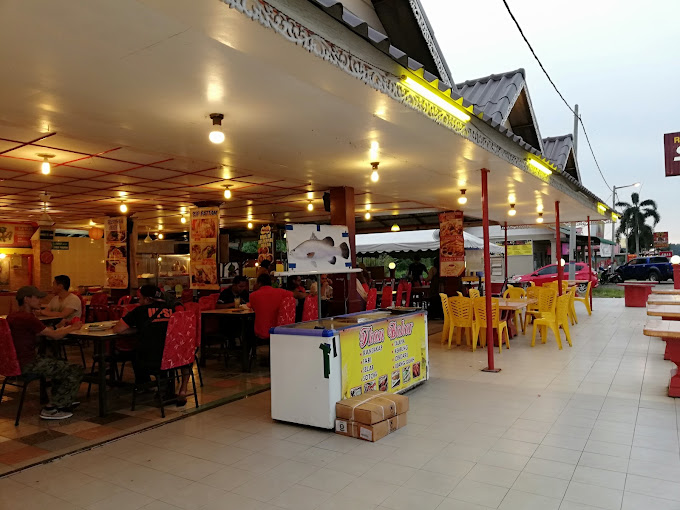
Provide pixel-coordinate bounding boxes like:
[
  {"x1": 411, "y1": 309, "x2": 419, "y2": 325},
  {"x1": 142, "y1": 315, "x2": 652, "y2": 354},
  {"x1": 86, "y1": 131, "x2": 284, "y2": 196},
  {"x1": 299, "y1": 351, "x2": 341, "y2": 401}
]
[{"x1": 423, "y1": 0, "x2": 680, "y2": 242}]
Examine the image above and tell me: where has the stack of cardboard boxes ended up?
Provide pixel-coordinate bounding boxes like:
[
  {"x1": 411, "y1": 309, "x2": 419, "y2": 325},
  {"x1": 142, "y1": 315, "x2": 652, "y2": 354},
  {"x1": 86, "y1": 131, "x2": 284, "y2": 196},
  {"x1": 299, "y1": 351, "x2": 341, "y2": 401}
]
[{"x1": 334, "y1": 391, "x2": 409, "y2": 442}]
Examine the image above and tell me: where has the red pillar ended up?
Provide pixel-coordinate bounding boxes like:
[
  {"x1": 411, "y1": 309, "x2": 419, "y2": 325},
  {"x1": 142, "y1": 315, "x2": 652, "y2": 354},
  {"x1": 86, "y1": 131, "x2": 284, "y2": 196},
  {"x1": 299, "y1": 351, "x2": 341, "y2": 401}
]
[
  {"x1": 587, "y1": 216, "x2": 593, "y2": 310},
  {"x1": 481, "y1": 169, "x2": 499, "y2": 372},
  {"x1": 555, "y1": 201, "x2": 563, "y2": 296},
  {"x1": 329, "y1": 187, "x2": 361, "y2": 313},
  {"x1": 504, "y1": 222, "x2": 508, "y2": 282}
]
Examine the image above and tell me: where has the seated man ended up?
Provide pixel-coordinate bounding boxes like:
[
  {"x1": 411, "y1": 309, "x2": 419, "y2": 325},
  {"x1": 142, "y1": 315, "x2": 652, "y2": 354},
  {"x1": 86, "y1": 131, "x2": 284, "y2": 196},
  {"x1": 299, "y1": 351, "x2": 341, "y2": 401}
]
[
  {"x1": 217, "y1": 275, "x2": 249, "y2": 309},
  {"x1": 249, "y1": 273, "x2": 292, "y2": 341},
  {"x1": 286, "y1": 275, "x2": 308, "y2": 322},
  {"x1": 41, "y1": 274, "x2": 82, "y2": 326},
  {"x1": 6, "y1": 286, "x2": 84, "y2": 420}
]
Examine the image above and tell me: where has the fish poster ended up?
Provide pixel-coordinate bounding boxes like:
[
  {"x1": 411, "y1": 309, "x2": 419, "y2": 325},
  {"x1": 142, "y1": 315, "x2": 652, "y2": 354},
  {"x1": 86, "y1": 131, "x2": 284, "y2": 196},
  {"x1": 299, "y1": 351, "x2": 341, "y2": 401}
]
[
  {"x1": 105, "y1": 216, "x2": 129, "y2": 289},
  {"x1": 439, "y1": 211, "x2": 465, "y2": 277},
  {"x1": 285, "y1": 224, "x2": 351, "y2": 273},
  {"x1": 190, "y1": 206, "x2": 219, "y2": 290}
]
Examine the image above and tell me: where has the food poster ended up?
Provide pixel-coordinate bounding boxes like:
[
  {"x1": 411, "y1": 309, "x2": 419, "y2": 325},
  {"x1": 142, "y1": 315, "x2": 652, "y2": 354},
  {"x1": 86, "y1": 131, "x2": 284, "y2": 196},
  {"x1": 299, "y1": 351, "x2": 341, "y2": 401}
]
[
  {"x1": 339, "y1": 313, "x2": 428, "y2": 399},
  {"x1": 105, "y1": 216, "x2": 129, "y2": 289},
  {"x1": 190, "y1": 206, "x2": 219, "y2": 290},
  {"x1": 439, "y1": 211, "x2": 465, "y2": 277},
  {"x1": 286, "y1": 224, "x2": 352, "y2": 273},
  {"x1": 258, "y1": 225, "x2": 273, "y2": 265},
  {"x1": 0, "y1": 222, "x2": 36, "y2": 247}
]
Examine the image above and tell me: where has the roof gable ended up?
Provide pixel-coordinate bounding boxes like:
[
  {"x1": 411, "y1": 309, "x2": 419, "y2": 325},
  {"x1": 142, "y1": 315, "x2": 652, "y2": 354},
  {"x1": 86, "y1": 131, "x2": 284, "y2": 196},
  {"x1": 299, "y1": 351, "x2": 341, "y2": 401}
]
[{"x1": 542, "y1": 134, "x2": 581, "y2": 182}]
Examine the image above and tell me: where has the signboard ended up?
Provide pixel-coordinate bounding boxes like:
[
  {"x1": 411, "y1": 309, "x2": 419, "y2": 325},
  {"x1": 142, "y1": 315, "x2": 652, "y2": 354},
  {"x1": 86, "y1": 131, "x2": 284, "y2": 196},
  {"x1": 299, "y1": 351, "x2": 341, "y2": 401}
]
[
  {"x1": 660, "y1": 251, "x2": 673, "y2": 258},
  {"x1": 504, "y1": 240, "x2": 533, "y2": 256},
  {"x1": 340, "y1": 312, "x2": 428, "y2": 399},
  {"x1": 286, "y1": 224, "x2": 351, "y2": 273},
  {"x1": 654, "y1": 232, "x2": 669, "y2": 249},
  {"x1": 439, "y1": 211, "x2": 464, "y2": 276},
  {"x1": 51, "y1": 241, "x2": 69, "y2": 250},
  {"x1": 104, "y1": 216, "x2": 129, "y2": 289},
  {"x1": 258, "y1": 225, "x2": 274, "y2": 266},
  {"x1": 664, "y1": 132, "x2": 680, "y2": 177},
  {"x1": 190, "y1": 207, "x2": 219, "y2": 289},
  {"x1": 0, "y1": 222, "x2": 36, "y2": 247},
  {"x1": 40, "y1": 229, "x2": 54, "y2": 241}
]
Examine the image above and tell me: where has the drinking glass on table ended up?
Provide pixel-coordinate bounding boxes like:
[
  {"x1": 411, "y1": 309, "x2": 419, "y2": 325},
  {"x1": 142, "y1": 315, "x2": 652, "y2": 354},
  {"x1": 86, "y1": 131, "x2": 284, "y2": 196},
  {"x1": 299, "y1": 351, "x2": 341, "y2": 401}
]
[{"x1": 234, "y1": 297, "x2": 241, "y2": 307}]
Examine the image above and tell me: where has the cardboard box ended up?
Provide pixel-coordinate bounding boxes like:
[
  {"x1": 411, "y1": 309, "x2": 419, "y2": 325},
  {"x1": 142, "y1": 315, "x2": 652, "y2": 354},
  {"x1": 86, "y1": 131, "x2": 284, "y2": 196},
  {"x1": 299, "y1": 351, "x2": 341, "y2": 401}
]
[
  {"x1": 335, "y1": 391, "x2": 409, "y2": 425},
  {"x1": 335, "y1": 413, "x2": 408, "y2": 442}
]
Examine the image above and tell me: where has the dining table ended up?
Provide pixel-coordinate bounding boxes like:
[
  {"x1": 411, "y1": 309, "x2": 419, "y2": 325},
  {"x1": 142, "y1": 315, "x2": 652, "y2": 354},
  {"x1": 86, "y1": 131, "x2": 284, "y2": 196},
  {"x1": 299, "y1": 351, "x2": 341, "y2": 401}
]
[
  {"x1": 646, "y1": 304, "x2": 680, "y2": 319},
  {"x1": 651, "y1": 287, "x2": 680, "y2": 295},
  {"x1": 643, "y1": 319, "x2": 680, "y2": 397},
  {"x1": 498, "y1": 298, "x2": 535, "y2": 337},
  {"x1": 646, "y1": 294, "x2": 680, "y2": 306},
  {"x1": 200, "y1": 308, "x2": 255, "y2": 372}
]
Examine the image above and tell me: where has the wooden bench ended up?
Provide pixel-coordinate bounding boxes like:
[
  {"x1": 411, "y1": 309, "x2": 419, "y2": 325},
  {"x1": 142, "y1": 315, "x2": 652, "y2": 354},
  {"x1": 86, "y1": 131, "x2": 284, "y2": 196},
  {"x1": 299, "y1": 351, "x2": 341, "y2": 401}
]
[
  {"x1": 647, "y1": 294, "x2": 680, "y2": 305},
  {"x1": 651, "y1": 288, "x2": 680, "y2": 295},
  {"x1": 643, "y1": 320, "x2": 680, "y2": 397}
]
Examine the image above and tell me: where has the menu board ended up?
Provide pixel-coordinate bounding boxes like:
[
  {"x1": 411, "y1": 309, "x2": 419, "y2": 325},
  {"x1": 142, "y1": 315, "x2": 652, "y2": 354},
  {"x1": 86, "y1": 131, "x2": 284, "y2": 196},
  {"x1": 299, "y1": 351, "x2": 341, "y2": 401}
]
[
  {"x1": 340, "y1": 312, "x2": 427, "y2": 399},
  {"x1": 439, "y1": 211, "x2": 465, "y2": 276},
  {"x1": 0, "y1": 222, "x2": 36, "y2": 248},
  {"x1": 190, "y1": 206, "x2": 219, "y2": 290},
  {"x1": 505, "y1": 240, "x2": 533, "y2": 256},
  {"x1": 258, "y1": 225, "x2": 274, "y2": 266},
  {"x1": 105, "y1": 216, "x2": 129, "y2": 289},
  {"x1": 654, "y1": 232, "x2": 669, "y2": 249}
]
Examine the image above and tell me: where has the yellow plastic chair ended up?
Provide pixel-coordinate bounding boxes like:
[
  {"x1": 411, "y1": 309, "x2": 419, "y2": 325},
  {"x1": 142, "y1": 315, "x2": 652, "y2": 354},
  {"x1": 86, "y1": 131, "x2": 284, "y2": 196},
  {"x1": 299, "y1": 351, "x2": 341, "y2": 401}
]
[
  {"x1": 503, "y1": 286, "x2": 526, "y2": 334},
  {"x1": 449, "y1": 296, "x2": 478, "y2": 349},
  {"x1": 439, "y1": 293, "x2": 451, "y2": 345},
  {"x1": 473, "y1": 297, "x2": 509, "y2": 353},
  {"x1": 567, "y1": 286, "x2": 578, "y2": 325},
  {"x1": 531, "y1": 293, "x2": 573, "y2": 349},
  {"x1": 469, "y1": 289, "x2": 480, "y2": 300},
  {"x1": 525, "y1": 287, "x2": 557, "y2": 331},
  {"x1": 456, "y1": 291, "x2": 464, "y2": 297},
  {"x1": 524, "y1": 285, "x2": 542, "y2": 329},
  {"x1": 574, "y1": 281, "x2": 592, "y2": 316}
]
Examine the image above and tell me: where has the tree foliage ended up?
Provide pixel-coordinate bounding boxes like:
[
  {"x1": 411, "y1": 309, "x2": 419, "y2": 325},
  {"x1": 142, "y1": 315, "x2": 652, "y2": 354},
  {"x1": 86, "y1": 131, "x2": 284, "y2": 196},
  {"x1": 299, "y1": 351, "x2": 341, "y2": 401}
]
[{"x1": 615, "y1": 192, "x2": 660, "y2": 254}]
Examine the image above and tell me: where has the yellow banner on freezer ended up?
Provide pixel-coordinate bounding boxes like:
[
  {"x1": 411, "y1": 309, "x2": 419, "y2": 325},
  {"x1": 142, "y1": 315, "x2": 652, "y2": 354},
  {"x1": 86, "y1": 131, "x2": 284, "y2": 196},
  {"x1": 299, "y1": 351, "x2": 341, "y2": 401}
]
[{"x1": 340, "y1": 313, "x2": 427, "y2": 399}]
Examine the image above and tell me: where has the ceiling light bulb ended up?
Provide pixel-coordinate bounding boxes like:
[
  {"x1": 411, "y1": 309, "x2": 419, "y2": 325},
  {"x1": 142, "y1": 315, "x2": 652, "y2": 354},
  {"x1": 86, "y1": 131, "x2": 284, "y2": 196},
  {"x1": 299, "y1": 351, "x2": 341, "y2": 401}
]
[
  {"x1": 119, "y1": 202, "x2": 128, "y2": 213},
  {"x1": 158, "y1": 233, "x2": 164, "y2": 240},
  {"x1": 180, "y1": 216, "x2": 186, "y2": 224},
  {"x1": 41, "y1": 160, "x2": 50, "y2": 175},
  {"x1": 89, "y1": 219, "x2": 95, "y2": 226},
  {"x1": 458, "y1": 189, "x2": 467, "y2": 205},
  {"x1": 307, "y1": 202, "x2": 313, "y2": 211},
  {"x1": 247, "y1": 222, "x2": 253, "y2": 229},
  {"x1": 208, "y1": 113, "x2": 225, "y2": 144},
  {"x1": 223, "y1": 186, "x2": 232, "y2": 199},
  {"x1": 370, "y1": 162, "x2": 379, "y2": 183},
  {"x1": 0, "y1": 253, "x2": 5, "y2": 259},
  {"x1": 209, "y1": 130, "x2": 225, "y2": 144},
  {"x1": 536, "y1": 213, "x2": 544, "y2": 223},
  {"x1": 365, "y1": 212, "x2": 371, "y2": 220},
  {"x1": 158, "y1": 257, "x2": 162, "y2": 262},
  {"x1": 508, "y1": 204, "x2": 516, "y2": 216},
  {"x1": 391, "y1": 224, "x2": 400, "y2": 232}
]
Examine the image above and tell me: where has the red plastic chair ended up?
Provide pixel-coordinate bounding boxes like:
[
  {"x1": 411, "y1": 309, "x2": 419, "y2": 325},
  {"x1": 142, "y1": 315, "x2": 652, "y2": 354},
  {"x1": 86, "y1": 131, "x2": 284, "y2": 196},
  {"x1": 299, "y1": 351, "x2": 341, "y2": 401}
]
[
  {"x1": 0, "y1": 319, "x2": 43, "y2": 426},
  {"x1": 209, "y1": 293, "x2": 220, "y2": 308},
  {"x1": 395, "y1": 282, "x2": 404, "y2": 307},
  {"x1": 87, "y1": 305, "x2": 110, "y2": 323},
  {"x1": 277, "y1": 295, "x2": 297, "y2": 327},
  {"x1": 362, "y1": 283, "x2": 369, "y2": 294},
  {"x1": 90, "y1": 292, "x2": 109, "y2": 306},
  {"x1": 302, "y1": 295, "x2": 319, "y2": 321},
  {"x1": 181, "y1": 289, "x2": 194, "y2": 304},
  {"x1": 404, "y1": 283, "x2": 413, "y2": 307},
  {"x1": 182, "y1": 301, "x2": 203, "y2": 386},
  {"x1": 366, "y1": 288, "x2": 378, "y2": 311},
  {"x1": 381, "y1": 285, "x2": 393, "y2": 308},
  {"x1": 117, "y1": 295, "x2": 132, "y2": 306},
  {"x1": 198, "y1": 295, "x2": 215, "y2": 311}
]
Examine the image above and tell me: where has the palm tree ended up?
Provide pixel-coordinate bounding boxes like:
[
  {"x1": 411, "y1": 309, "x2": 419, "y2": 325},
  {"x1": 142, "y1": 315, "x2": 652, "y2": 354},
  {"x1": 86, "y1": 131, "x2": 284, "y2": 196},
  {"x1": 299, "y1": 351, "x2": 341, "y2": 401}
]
[{"x1": 615, "y1": 192, "x2": 660, "y2": 254}]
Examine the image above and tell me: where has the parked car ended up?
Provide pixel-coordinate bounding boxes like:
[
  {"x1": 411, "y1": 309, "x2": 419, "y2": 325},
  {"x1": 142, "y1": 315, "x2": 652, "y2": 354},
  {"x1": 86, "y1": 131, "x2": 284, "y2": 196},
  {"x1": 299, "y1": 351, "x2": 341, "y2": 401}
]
[
  {"x1": 509, "y1": 262, "x2": 598, "y2": 292},
  {"x1": 615, "y1": 256, "x2": 673, "y2": 282}
]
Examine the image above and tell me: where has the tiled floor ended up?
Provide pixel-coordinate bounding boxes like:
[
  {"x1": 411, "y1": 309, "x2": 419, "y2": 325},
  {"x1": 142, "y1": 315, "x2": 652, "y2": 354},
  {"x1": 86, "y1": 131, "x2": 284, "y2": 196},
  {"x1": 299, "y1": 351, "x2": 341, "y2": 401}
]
[
  {"x1": 2, "y1": 298, "x2": 680, "y2": 510},
  {"x1": 0, "y1": 345, "x2": 271, "y2": 475}
]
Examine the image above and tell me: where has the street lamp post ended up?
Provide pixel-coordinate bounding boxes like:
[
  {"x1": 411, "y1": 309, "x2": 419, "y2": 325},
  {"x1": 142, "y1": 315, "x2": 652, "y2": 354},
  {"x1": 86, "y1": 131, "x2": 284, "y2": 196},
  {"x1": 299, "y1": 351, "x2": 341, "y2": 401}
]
[{"x1": 611, "y1": 182, "x2": 640, "y2": 263}]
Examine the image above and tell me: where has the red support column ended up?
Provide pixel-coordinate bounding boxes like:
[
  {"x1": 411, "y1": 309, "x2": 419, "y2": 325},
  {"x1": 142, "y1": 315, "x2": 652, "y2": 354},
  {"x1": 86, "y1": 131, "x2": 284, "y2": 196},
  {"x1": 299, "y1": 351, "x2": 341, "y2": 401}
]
[
  {"x1": 555, "y1": 201, "x2": 563, "y2": 296},
  {"x1": 504, "y1": 222, "x2": 508, "y2": 282},
  {"x1": 481, "y1": 169, "x2": 499, "y2": 373},
  {"x1": 329, "y1": 187, "x2": 361, "y2": 313},
  {"x1": 587, "y1": 216, "x2": 593, "y2": 310}
]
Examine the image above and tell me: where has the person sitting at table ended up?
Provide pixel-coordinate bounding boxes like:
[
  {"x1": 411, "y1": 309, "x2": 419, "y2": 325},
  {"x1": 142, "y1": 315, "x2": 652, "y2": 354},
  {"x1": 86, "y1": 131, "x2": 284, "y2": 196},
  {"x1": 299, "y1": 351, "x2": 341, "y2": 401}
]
[
  {"x1": 407, "y1": 256, "x2": 428, "y2": 285},
  {"x1": 112, "y1": 285, "x2": 191, "y2": 406},
  {"x1": 41, "y1": 275, "x2": 82, "y2": 327},
  {"x1": 217, "y1": 275, "x2": 249, "y2": 309},
  {"x1": 6, "y1": 286, "x2": 84, "y2": 420},
  {"x1": 249, "y1": 273, "x2": 292, "y2": 340},
  {"x1": 286, "y1": 275, "x2": 307, "y2": 322},
  {"x1": 256, "y1": 259, "x2": 271, "y2": 278}
]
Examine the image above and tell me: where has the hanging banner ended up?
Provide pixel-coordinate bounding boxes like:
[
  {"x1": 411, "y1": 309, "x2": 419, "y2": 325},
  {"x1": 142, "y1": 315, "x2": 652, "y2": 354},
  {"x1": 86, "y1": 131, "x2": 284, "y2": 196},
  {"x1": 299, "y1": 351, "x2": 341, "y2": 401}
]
[
  {"x1": 285, "y1": 224, "x2": 351, "y2": 273},
  {"x1": 105, "y1": 216, "x2": 129, "y2": 289},
  {"x1": 439, "y1": 211, "x2": 465, "y2": 276},
  {"x1": 190, "y1": 206, "x2": 219, "y2": 289},
  {"x1": 505, "y1": 240, "x2": 533, "y2": 256},
  {"x1": 0, "y1": 222, "x2": 36, "y2": 247},
  {"x1": 654, "y1": 232, "x2": 669, "y2": 249},
  {"x1": 664, "y1": 132, "x2": 680, "y2": 177},
  {"x1": 340, "y1": 312, "x2": 428, "y2": 399},
  {"x1": 258, "y1": 225, "x2": 274, "y2": 266}
]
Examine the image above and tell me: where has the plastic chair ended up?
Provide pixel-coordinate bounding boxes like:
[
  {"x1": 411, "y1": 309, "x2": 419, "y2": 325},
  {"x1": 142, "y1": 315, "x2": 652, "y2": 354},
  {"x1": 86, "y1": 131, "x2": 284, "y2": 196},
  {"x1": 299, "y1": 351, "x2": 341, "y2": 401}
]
[
  {"x1": 524, "y1": 287, "x2": 555, "y2": 331},
  {"x1": 395, "y1": 282, "x2": 404, "y2": 307},
  {"x1": 404, "y1": 283, "x2": 412, "y2": 307},
  {"x1": 567, "y1": 286, "x2": 578, "y2": 325},
  {"x1": 439, "y1": 294, "x2": 451, "y2": 345},
  {"x1": 362, "y1": 283, "x2": 370, "y2": 294},
  {"x1": 131, "y1": 310, "x2": 198, "y2": 418},
  {"x1": 531, "y1": 293, "x2": 573, "y2": 349},
  {"x1": 473, "y1": 297, "x2": 509, "y2": 353},
  {"x1": 448, "y1": 296, "x2": 478, "y2": 350},
  {"x1": 469, "y1": 289, "x2": 480, "y2": 300},
  {"x1": 117, "y1": 295, "x2": 132, "y2": 306},
  {"x1": 366, "y1": 289, "x2": 377, "y2": 311},
  {"x1": 182, "y1": 301, "x2": 203, "y2": 386},
  {"x1": 276, "y1": 295, "x2": 297, "y2": 327},
  {"x1": 90, "y1": 292, "x2": 109, "y2": 306},
  {"x1": 503, "y1": 286, "x2": 526, "y2": 334},
  {"x1": 302, "y1": 295, "x2": 319, "y2": 321},
  {"x1": 574, "y1": 281, "x2": 592, "y2": 316},
  {"x1": 181, "y1": 289, "x2": 194, "y2": 304},
  {"x1": 381, "y1": 285, "x2": 393, "y2": 308},
  {"x1": 209, "y1": 293, "x2": 220, "y2": 308}
]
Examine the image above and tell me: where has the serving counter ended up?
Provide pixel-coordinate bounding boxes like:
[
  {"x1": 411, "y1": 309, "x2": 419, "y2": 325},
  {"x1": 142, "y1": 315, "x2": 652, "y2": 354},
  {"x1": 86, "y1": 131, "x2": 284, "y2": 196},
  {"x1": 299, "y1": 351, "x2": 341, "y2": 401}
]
[{"x1": 270, "y1": 308, "x2": 428, "y2": 429}]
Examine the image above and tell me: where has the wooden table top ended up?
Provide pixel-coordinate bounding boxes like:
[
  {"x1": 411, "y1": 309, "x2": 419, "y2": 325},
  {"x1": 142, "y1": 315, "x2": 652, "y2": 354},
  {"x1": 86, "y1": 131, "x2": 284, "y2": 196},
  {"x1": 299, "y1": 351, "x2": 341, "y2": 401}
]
[
  {"x1": 646, "y1": 305, "x2": 680, "y2": 318},
  {"x1": 643, "y1": 319, "x2": 680, "y2": 338},
  {"x1": 202, "y1": 308, "x2": 254, "y2": 315},
  {"x1": 69, "y1": 321, "x2": 125, "y2": 338},
  {"x1": 647, "y1": 294, "x2": 680, "y2": 305},
  {"x1": 497, "y1": 298, "x2": 535, "y2": 311},
  {"x1": 617, "y1": 282, "x2": 658, "y2": 287},
  {"x1": 651, "y1": 288, "x2": 680, "y2": 295},
  {"x1": 0, "y1": 314, "x2": 59, "y2": 322}
]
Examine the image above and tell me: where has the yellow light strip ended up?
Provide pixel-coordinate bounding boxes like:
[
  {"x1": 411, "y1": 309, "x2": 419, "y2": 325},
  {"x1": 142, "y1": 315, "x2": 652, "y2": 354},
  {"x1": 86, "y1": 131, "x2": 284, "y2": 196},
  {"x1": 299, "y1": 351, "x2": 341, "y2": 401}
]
[
  {"x1": 527, "y1": 158, "x2": 552, "y2": 175},
  {"x1": 401, "y1": 76, "x2": 471, "y2": 122},
  {"x1": 597, "y1": 203, "x2": 607, "y2": 213},
  {"x1": 611, "y1": 212, "x2": 619, "y2": 221}
]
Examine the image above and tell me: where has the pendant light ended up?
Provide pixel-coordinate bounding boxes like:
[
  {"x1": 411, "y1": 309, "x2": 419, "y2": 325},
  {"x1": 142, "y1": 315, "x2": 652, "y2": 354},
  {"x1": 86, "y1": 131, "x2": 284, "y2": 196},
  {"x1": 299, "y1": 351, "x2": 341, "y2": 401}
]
[
  {"x1": 307, "y1": 201, "x2": 313, "y2": 212},
  {"x1": 223, "y1": 185, "x2": 232, "y2": 199},
  {"x1": 180, "y1": 215, "x2": 187, "y2": 224},
  {"x1": 144, "y1": 228, "x2": 153, "y2": 244},
  {"x1": 458, "y1": 189, "x2": 467, "y2": 205},
  {"x1": 536, "y1": 212, "x2": 544, "y2": 223},
  {"x1": 209, "y1": 113, "x2": 225, "y2": 144},
  {"x1": 247, "y1": 222, "x2": 253, "y2": 229},
  {"x1": 391, "y1": 223, "x2": 400, "y2": 232},
  {"x1": 119, "y1": 201, "x2": 128, "y2": 213},
  {"x1": 508, "y1": 204, "x2": 516, "y2": 216},
  {"x1": 37, "y1": 153, "x2": 54, "y2": 175},
  {"x1": 370, "y1": 162, "x2": 379, "y2": 182},
  {"x1": 365, "y1": 212, "x2": 371, "y2": 220}
]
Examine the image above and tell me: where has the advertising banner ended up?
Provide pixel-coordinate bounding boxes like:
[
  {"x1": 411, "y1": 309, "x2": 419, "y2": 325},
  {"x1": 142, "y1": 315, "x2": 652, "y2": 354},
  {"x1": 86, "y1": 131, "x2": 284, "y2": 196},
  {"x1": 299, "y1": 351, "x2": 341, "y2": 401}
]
[
  {"x1": 339, "y1": 312, "x2": 428, "y2": 399},
  {"x1": 505, "y1": 240, "x2": 533, "y2": 256},
  {"x1": 664, "y1": 132, "x2": 680, "y2": 177},
  {"x1": 190, "y1": 207, "x2": 219, "y2": 290},
  {"x1": 654, "y1": 231, "x2": 669, "y2": 249},
  {"x1": 660, "y1": 251, "x2": 673, "y2": 258},
  {"x1": 439, "y1": 211, "x2": 464, "y2": 276},
  {"x1": 104, "y1": 216, "x2": 129, "y2": 289},
  {"x1": 286, "y1": 224, "x2": 351, "y2": 273},
  {"x1": 258, "y1": 225, "x2": 274, "y2": 266},
  {"x1": 0, "y1": 222, "x2": 36, "y2": 247}
]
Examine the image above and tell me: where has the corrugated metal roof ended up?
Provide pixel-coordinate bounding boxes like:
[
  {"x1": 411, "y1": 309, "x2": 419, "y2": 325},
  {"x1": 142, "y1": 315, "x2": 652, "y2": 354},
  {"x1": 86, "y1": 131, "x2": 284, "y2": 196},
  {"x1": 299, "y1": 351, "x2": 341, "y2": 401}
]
[
  {"x1": 457, "y1": 69, "x2": 525, "y2": 124},
  {"x1": 542, "y1": 134, "x2": 574, "y2": 171}
]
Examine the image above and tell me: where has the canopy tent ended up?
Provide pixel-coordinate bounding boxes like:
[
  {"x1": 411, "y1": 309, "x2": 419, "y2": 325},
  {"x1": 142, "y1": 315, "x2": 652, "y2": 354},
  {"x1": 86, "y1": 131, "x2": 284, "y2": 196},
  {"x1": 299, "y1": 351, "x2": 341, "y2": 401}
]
[{"x1": 355, "y1": 229, "x2": 504, "y2": 255}]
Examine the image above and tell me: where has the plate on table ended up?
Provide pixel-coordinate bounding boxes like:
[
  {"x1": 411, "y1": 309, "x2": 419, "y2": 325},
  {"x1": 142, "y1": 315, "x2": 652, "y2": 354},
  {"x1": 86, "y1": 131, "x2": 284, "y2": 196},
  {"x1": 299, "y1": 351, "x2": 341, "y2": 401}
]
[{"x1": 86, "y1": 321, "x2": 115, "y2": 331}]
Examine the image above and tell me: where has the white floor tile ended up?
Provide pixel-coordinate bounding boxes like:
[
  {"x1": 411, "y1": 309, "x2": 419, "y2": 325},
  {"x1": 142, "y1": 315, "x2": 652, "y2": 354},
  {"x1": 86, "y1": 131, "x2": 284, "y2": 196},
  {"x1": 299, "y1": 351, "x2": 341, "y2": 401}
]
[
  {"x1": 511, "y1": 471, "x2": 569, "y2": 499},
  {"x1": 498, "y1": 490, "x2": 561, "y2": 510},
  {"x1": 572, "y1": 466, "x2": 626, "y2": 490},
  {"x1": 299, "y1": 468, "x2": 357, "y2": 493},
  {"x1": 381, "y1": 487, "x2": 444, "y2": 510},
  {"x1": 477, "y1": 450, "x2": 530, "y2": 471},
  {"x1": 533, "y1": 445, "x2": 582, "y2": 465},
  {"x1": 577, "y1": 452, "x2": 629, "y2": 473},
  {"x1": 584, "y1": 439, "x2": 631, "y2": 458},
  {"x1": 492, "y1": 438, "x2": 538, "y2": 457},
  {"x1": 403, "y1": 469, "x2": 461, "y2": 496},
  {"x1": 621, "y1": 491, "x2": 680, "y2": 510},
  {"x1": 336, "y1": 478, "x2": 401, "y2": 506},
  {"x1": 436, "y1": 499, "x2": 495, "y2": 510},
  {"x1": 523, "y1": 458, "x2": 576, "y2": 481},
  {"x1": 449, "y1": 479, "x2": 509, "y2": 508},
  {"x1": 270, "y1": 484, "x2": 332, "y2": 510},
  {"x1": 542, "y1": 434, "x2": 588, "y2": 451},
  {"x1": 564, "y1": 481, "x2": 623, "y2": 510},
  {"x1": 466, "y1": 464, "x2": 520, "y2": 489},
  {"x1": 625, "y1": 474, "x2": 680, "y2": 502}
]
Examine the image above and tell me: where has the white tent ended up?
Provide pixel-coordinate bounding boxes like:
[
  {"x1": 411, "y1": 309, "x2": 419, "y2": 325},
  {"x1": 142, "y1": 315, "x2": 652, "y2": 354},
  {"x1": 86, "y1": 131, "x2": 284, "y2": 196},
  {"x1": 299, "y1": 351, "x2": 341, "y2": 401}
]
[{"x1": 355, "y1": 229, "x2": 504, "y2": 254}]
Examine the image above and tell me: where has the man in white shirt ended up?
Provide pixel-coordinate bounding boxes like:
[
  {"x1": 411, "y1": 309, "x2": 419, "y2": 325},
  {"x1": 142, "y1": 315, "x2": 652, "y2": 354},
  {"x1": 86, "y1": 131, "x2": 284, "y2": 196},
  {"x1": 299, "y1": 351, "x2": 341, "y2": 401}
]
[{"x1": 42, "y1": 274, "x2": 82, "y2": 326}]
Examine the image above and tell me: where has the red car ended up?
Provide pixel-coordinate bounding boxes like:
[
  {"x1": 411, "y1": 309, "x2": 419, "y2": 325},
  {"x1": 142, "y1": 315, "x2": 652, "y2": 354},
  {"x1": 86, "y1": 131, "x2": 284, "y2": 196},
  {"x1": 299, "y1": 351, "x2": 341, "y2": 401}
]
[{"x1": 509, "y1": 263, "x2": 598, "y2": 292}]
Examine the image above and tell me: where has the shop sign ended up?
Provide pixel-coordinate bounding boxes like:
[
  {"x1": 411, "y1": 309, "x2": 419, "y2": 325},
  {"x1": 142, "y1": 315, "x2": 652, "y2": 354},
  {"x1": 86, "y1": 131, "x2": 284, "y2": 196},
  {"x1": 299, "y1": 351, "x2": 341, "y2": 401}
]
[
  {"x1": 105, "y1": 216, "x2": 129, "y2": 289},
  {"x1": 504, "y1": 240, "x2": 533, "y2": 256},
  {"x1": 660, "y1": 251, "x2": 673, "y2": 258},
  {"x1": 0, "y1": 222, "x2": 36, "y2": 247},
  {"x1": 190, "y1": 207, "x2": 219, "y2": 290},
  {"x1": 51, "y1": 241, "x2": 69, "y2": 250},
  {"x1": 40, "y1": 229, "x2": 54, "y2": 241},
  {"x1": 258, "y1": 225, "x2": 273, "y2": 266},
  {"x1": 439, "y1": 211, "x2": 464, "y2": 277},
  {"x1": 339, "y1": 312, "x2": 427, "y2": 399},
  {"x1": 654, "y1": 231, "x2": 669, "y2": 249},
  {"x1": 664, "y1": 132, "x2": 680, "y2": 177}
]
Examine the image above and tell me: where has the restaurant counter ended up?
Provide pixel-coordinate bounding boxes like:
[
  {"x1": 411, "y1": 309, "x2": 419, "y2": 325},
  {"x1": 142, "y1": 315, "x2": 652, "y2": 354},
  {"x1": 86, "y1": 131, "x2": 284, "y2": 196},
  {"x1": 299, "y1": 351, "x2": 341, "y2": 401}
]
[{"x1": 270, "y1": 308, "x2": 428, "y2": 429}]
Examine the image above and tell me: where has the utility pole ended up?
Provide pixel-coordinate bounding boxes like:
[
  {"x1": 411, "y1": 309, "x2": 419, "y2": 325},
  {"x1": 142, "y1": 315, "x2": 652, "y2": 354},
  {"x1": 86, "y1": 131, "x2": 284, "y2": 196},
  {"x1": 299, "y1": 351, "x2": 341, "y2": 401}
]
[
  {"x1": 611, "y1": 185, "x2": 617, "y2": 264},
  {"x1": 569, "y1": 105, "x2": 579, "y2": 280}
]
